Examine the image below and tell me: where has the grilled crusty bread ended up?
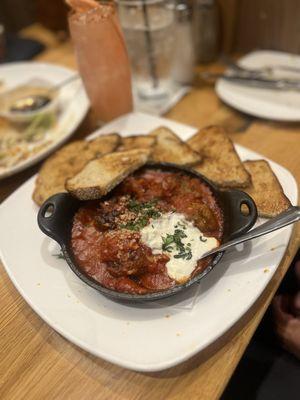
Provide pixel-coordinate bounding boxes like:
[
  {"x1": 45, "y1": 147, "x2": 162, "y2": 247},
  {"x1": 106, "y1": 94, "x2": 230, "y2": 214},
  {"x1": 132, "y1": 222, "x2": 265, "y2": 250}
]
[
  {"x1": 65, "y1": 148, "x2": 151, "y2": 200},
  {"x1": 242, "y1": 160, "x2": 291, "y2": 218},
  {"x1": 188, "y1": 126, "x2": 250, "y2": 188},
  {"x1": 86, "y1": 133, "x2": 120, "y2": 157},
  {"x1": 117, "y1": 135, "x2": 156, "y2": 152},
  {"x1": 149, "y1": 126, "x2": 202, "y2": 166},
  {"x1": 32, "y1": 134, "x2": 120, "y2": 206}
]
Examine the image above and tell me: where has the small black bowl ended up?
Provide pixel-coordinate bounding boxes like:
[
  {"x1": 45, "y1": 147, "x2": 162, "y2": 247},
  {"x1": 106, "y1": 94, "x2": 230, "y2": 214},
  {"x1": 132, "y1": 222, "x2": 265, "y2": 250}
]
[{"x1": 38, "y1": 163, "x2": 257, "y2": 302}]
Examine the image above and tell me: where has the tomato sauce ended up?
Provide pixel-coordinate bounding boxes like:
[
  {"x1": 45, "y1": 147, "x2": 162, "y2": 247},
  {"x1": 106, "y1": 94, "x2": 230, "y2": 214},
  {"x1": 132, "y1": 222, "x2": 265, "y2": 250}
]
[{"x1": 71, "y1": 168, "x2": 224, "y2": 294}]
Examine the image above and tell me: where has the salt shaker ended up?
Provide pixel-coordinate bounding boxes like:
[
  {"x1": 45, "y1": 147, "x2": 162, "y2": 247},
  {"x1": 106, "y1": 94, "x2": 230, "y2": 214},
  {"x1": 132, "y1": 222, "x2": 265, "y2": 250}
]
[
  {"x1": 193, "y1": 0, "x2": 220, "y2": 63},
  {"x1": 171, "y1": 1, "x2": 195, "y2": 85}
]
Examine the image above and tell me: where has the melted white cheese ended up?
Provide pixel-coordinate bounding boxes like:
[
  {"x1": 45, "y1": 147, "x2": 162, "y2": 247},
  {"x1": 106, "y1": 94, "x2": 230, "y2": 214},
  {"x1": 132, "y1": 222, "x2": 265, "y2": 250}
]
[{"x1": 140, "y1": 212, "x2": 219, "y2": 283}]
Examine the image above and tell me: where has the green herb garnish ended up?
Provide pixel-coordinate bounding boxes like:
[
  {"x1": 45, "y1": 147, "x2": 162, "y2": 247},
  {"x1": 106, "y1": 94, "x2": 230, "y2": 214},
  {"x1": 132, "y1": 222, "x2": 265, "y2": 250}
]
[
  {"x1": 24, "y1": 112, "x2": 55, "y2": 142},
  {"x1": 128, "y1": 198, "x2": 157, "y2": 212},
  {"x1": 161, "y1": 229, "x2": 192, "y2": 260},
  {"x1": 122, "y1": 215, "x2": 149, "y2": 231},
  {"x1": 200, "y1": 236, "x2": 207, "y2": 242},
  {"x1": 177, "y1": 221, "x2": 187, "y2": 230},
  {"x1": 121, "y1": 198, "x2": 161, "y2": 231},
  {"x1": 162, "y1": 234, "x2": 174, "y2": 252},
  {"x1": 174, "y1": 248, "x2": 192, "y2": 260}
]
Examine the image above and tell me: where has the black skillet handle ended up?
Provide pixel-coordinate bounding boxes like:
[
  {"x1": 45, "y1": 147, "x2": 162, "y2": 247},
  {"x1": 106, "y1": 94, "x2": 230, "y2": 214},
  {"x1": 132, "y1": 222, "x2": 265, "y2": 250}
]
[
  {"x1": 37, "y1": 193, "x2": 80, "y2": 246},
  {"x1": 220, "y1": 189, "x2": 258, "y2": 239}
]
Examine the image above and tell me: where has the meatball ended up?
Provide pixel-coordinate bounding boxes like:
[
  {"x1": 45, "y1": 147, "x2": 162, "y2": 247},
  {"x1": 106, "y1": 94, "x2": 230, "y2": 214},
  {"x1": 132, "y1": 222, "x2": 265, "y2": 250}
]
[{"x1": 100, "y1": 231, "x2": 148, "y2": 277}]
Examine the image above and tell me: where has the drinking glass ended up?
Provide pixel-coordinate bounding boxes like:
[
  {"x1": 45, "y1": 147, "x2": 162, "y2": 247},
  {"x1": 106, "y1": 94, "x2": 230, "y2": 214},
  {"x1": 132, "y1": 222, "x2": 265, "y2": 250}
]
[
  {"x1": 117, "y1": 0, "x2": 176, "y2": 99},
  {"x1": 68, "y1": 2, "x2": 133, "y2": 122}
]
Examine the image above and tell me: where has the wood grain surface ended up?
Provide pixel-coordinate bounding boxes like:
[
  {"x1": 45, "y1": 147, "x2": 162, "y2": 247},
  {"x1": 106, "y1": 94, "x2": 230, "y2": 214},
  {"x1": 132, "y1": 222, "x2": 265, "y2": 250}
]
[
  {"x1": 234, "y1": 0, "x2": 300, "y2": 54},
  {"x1": 0, "y1": 25, "x2": 299, "y2": 400},
  {"x1": 219, "y1": 0, "x2": 300, "y2": 54}
]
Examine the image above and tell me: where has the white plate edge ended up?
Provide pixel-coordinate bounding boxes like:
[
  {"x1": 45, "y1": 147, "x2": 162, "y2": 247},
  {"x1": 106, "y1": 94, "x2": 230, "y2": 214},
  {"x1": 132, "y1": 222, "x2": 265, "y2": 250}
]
[
  {"x1": 0, "y1": 112, "x2": 298, "y2": 371},
  {"x1": 215, "y1": 50, "x2": 300, "y2": 121},
  {"x1": 0, "y1": 62, "x2": 89, "y2": 179}
]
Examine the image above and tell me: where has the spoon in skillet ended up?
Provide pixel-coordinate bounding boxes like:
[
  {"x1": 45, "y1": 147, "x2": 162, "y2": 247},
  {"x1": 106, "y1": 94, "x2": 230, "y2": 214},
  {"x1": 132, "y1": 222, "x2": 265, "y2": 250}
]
[{"x1": 200, "y1": 206, "x2": 300, "y2": 260}]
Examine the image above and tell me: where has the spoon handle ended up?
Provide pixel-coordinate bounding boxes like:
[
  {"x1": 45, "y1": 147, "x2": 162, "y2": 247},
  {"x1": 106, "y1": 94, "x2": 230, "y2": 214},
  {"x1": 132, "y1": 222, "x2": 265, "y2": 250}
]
[{"x1": 204, "y1": 206, "x2": 300, "y2": 258}]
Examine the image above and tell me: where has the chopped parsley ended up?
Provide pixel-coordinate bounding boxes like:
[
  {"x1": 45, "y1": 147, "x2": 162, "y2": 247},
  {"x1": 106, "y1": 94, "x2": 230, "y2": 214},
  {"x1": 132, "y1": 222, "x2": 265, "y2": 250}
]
[
  {"x1": 162, "y1": 229, "x2": 192, "y2": 260},
  {"x1": 175, "y1": 221, "x2": 187, "y2": 230},
  {"x1": 121, "y1": 216, "x2": 149, "y2": 231},
  {"x1": 162, "y1": 234, "x2": 175, "y2": 252},
  {"x1": 128, "y1": 199, "x2": 157, "y2": 212},
  {"x1": 121, "y1": 198, "x2": 161, "y2": 231}
]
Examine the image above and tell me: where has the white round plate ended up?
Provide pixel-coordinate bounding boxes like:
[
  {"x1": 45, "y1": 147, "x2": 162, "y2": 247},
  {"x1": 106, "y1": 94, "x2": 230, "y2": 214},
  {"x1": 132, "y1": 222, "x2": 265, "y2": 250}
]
[
  {"x1": 216, "y1": 50, "x2": 300, "y2": 121},
  {"x1": 0, "y1": 112, "x2": 298, "y2": 372},
  {"x1": 0, "y1": 62, "x2": 89, "y2": 179}
]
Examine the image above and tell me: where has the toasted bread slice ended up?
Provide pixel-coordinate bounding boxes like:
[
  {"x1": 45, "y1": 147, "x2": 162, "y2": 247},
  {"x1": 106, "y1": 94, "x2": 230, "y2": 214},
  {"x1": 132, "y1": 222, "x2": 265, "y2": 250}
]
[
  {"x1": 66, "y1": 149, "x2": 151, "y2": 200},
  {"x1": 33, "y1": 141, "x2": 89, "y2": 206},
  {"x1": 117, "y1": 135, "x2": 156, "y2": 152},
  {"x1": 188, "y1": 126, "x2": 250, "y2": 188},
  {"x1": 32, "y1": 134, "x2": 120, "y2": 206},
  {"x1": 87, "y1": 133, "x2": 120, "y2": 157},
  {"x1": 149, "y1": 126, "x2": 202, "y2": 166},
  {"x1": 243, "y1": 160, "x2": 291, "y2": 218}
]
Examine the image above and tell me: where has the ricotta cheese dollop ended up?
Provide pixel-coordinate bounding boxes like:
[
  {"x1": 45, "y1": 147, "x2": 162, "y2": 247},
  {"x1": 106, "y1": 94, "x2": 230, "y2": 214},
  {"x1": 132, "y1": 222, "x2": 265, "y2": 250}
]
[{"x1": 140, "y1": 212, "x2": 219, "y2": 283}]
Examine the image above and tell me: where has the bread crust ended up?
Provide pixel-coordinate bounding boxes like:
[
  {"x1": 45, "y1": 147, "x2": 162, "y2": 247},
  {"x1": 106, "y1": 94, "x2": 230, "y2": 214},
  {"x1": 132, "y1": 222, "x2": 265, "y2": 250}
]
[
  {"x1": 188, "y1": 126, "x2": 250, "y2": 188},
  {"x1": 117, "y1": 135, "x2": 156, "y2": 152},
  {"x1": 65, "y1": 148, "x2": 151, "y2": 200},
  {"x1": 32, "y1": 134, "x2": 120, "y2": 206},
  {"x1": 243, "y1": 159, "x2": 291, "y2": 218},
  {"x1": 149, "y1": 126, "x2": 202, "y2": 166}
]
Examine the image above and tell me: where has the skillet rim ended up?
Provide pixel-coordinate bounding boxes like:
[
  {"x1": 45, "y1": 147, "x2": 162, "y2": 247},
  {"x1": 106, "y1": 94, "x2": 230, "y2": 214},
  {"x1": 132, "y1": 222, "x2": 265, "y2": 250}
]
[{"x1": 38, "y1": 162, "x2": 257, "y2": 302}]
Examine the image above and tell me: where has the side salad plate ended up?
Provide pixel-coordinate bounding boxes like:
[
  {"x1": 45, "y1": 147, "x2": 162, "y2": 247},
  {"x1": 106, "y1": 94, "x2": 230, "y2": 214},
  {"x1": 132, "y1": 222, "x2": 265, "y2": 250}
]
[{"x1": 0, "y1": 62, "x2": 89, "y2": 179}]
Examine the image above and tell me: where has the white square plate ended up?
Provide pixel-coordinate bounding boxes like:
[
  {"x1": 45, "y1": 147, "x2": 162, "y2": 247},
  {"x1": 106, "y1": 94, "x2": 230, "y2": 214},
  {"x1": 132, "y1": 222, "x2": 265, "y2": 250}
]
[
  {"x1": 216, "y1": 50, "x2": 300, "y2": 121},
  {"x1": 0, "y1": 112, "x2": 298, "y2": 372}
]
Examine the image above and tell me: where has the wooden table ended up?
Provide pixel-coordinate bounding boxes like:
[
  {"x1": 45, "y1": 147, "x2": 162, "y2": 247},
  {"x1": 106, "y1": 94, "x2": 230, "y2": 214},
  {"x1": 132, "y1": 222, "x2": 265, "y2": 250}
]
[{"x1": 1, "y1": 25, "x2": 299, "y2": 400}]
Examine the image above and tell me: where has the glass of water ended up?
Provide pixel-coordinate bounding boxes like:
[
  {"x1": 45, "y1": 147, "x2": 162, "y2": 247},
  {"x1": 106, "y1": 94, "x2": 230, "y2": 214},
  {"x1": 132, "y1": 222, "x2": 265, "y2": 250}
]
[{"x1": 117, "y1": 0, "x2": 176, "y2": 99}]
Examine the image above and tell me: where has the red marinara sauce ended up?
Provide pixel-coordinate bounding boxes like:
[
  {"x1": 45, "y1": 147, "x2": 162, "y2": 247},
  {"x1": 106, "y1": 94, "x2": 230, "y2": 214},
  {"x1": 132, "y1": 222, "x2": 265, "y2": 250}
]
[{"x1": 71, "y1": 169, "x2": 224, "y2": 294}]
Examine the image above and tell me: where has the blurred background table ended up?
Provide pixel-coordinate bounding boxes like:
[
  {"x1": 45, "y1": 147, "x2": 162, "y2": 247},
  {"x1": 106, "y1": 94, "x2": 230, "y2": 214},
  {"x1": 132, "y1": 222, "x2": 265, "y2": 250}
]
[{"x1": 0, "y1": 24, "x2": 299, "y2": 400}]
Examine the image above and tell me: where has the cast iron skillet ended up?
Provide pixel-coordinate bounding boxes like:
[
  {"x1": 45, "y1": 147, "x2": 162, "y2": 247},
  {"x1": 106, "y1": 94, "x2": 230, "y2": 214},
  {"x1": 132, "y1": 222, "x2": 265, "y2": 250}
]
[{"x1": 38, "y1": 163, "x2": 257, "y2": 302}]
